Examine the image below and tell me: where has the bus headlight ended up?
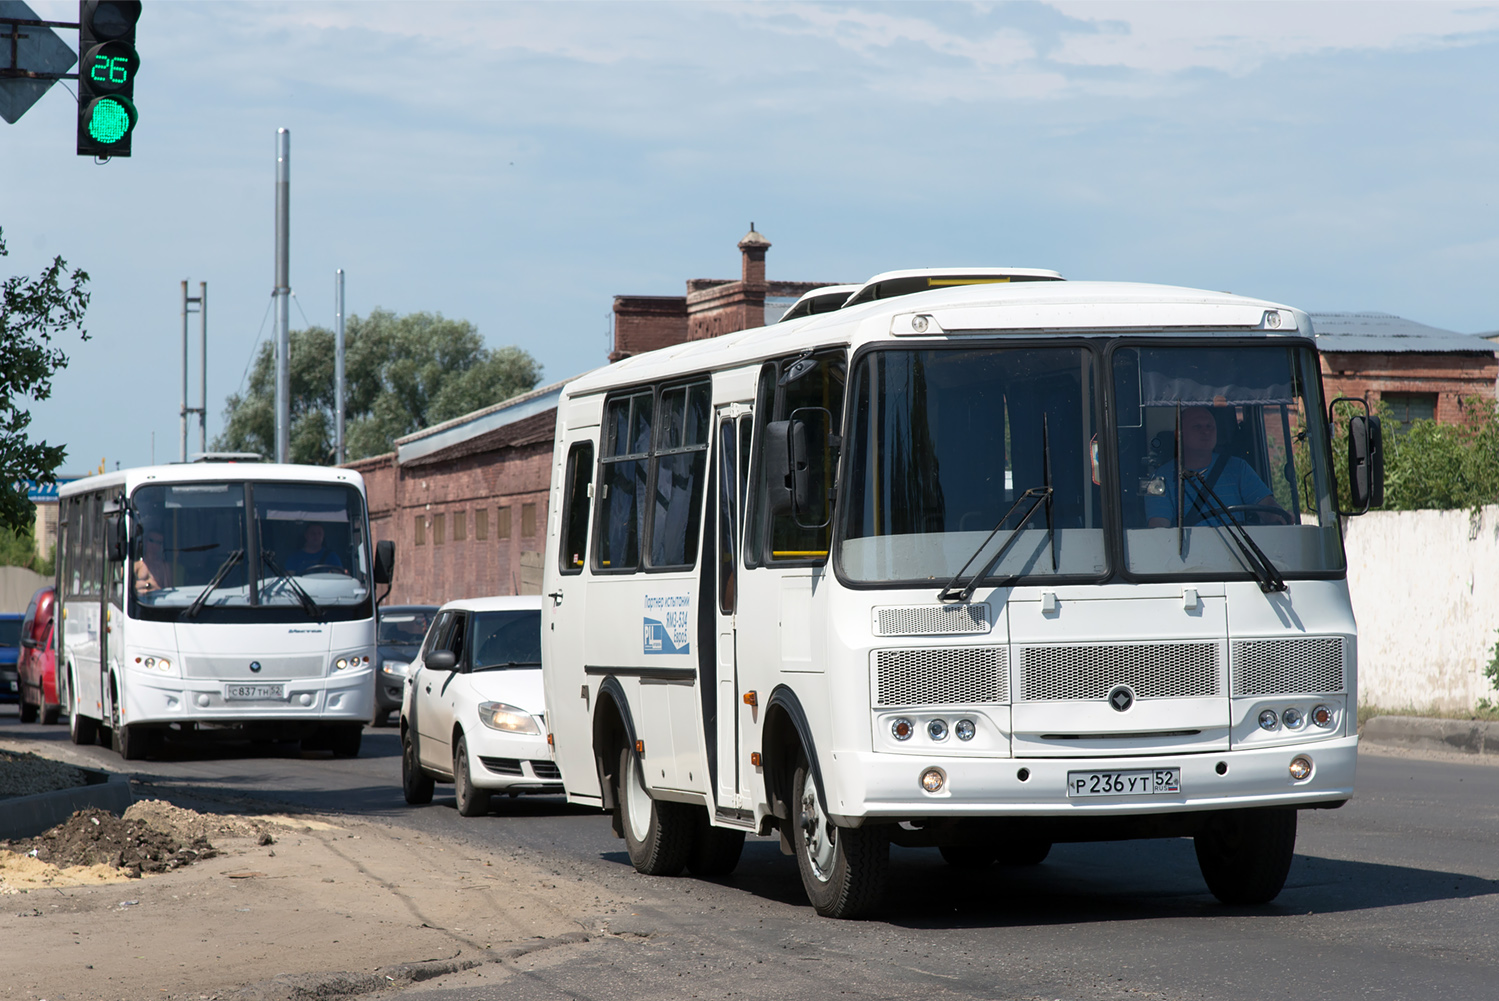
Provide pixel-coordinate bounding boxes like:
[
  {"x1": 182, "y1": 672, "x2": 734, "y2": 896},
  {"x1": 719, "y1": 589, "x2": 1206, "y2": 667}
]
[
  {"x1": 954, "y1": 719, "x2": 976, "y2": 741},
  {"x1": 479, "y1": 702, "x2": 540, "y2": 734},
  {"x1": 1311, "y1": 704, "x2": 1335, "y2": 728},
  {"x1": 1282, "y1": 707, "x2": 1305, "y2": 730},
  {"x1": 1289, "y1": 756, "x2": 1313, "y2": 781},
  {"x1": 927, "y1": 718, "x2": 948, "y2": 741},
  {"x1": 381, "y1": 660, "x2": 410, "y2": 677},
  {"x1": 138, "y1": 656, "x2": 172, "y2": 673},
  {"x1": 333, "y1": 655, "x2": 370, "y2": 672},
  {"x1": 1258, "y1": 710, "x2": 1279, "y2": 731},
  {"x1": 891, "y1": 717, "x2": 913, "y2": 741}
]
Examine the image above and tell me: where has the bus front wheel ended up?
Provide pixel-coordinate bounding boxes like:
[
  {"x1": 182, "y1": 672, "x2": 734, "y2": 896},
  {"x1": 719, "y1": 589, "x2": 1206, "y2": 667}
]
[
  {"x1": 791, "y1": 753, "x2": 888, "y2": 919},
  {"x1": 68, "y1": 675, "x2": 98, "y2": 746},
  {"x1": 1194, "y1": 807, "x2": 1297, "y2": 905},
  {"x1": 618, "y1": 745, "x2": 693, "y2": 876}
]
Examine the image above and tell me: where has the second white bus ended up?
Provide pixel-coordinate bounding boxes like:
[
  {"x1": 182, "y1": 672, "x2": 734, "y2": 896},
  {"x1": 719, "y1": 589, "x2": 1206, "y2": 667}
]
[{"x1": 57, "y1": 461, "x2": 393, "y2": 760}]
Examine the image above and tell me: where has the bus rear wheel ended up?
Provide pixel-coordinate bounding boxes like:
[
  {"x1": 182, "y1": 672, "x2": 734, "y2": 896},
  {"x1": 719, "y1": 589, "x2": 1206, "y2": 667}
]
[
  {"x1": 618, "y1": 745, "x2": 693, "y2": 876},
  {"x1": 69, "y1": 677, "x2": 98, "y2": 746},
  {"x1": 1194, "y1": 807, "x2": 1297, "y2": 905},
  {"x1": 791, "y1": 754, "x2": 887, "y2": 919}
]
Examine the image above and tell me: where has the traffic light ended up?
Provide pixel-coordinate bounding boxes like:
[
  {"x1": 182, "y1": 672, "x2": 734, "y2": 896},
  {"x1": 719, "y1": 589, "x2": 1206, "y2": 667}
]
[{"x1": 77, "y1": 0, "x2": 141, "y2": 158}]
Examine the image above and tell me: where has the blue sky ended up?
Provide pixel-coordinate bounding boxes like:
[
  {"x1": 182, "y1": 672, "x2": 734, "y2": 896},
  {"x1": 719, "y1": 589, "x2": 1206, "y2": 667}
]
[{"x1": 4, "y1": 1, "x2": 1499, "y2": 473}]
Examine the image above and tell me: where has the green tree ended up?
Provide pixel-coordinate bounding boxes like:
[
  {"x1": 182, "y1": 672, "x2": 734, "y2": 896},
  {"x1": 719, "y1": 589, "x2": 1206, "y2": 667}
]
[
  {"x1": 0, "y1": 226, "x2": 89, "y2": 535},
  {"x1": 0, "y1": 522, "x2": 54, "y2": 575},
  {"x1": 216, "y1": 309, "x2": 541, "y2": 464}
]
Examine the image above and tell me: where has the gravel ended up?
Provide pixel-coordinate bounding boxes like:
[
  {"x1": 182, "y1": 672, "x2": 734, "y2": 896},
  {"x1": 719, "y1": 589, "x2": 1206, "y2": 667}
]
[{"x1": 0, "y1": 748, "x2": 88, "y2": 799}]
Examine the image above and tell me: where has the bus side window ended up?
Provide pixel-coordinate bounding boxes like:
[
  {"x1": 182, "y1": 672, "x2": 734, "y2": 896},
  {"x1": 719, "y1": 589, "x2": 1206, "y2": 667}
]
[
  {"x1": 647, "y1": 381, "x2": 710, "y2": 569},
  {"x1": 595, "y1": 391, "x2": 653, "y2": 572},
  {"x1": 767, "y1": 351, "x2": 847, "y2": 563},
  {"x1": 559, "y1": 442, "x2": 594, "y2": 575}
]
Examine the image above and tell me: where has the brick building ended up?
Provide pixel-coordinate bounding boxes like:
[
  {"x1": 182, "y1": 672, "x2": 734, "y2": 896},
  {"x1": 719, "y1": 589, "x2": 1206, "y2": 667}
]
[
  {"x1": 1311, "y1": 312, "x2": 1498, "y2": 427},
  {"x1": 356, "y1": 228, "x2": 842, "y2": 605}
]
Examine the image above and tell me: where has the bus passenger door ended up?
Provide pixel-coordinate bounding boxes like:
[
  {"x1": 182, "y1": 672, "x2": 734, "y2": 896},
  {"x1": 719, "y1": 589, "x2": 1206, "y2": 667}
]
[
  {"x1": 542, "y1": 434, "x2": 598, "y2": 800},
  {"x1": 712, "y1": 409, "x2": 753, "y2": 811}
]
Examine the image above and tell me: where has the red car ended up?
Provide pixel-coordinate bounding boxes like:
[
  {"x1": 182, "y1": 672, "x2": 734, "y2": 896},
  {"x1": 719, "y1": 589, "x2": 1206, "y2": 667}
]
[{"x1": 18, "y1": 585, "x2": 61, "y2": 725}]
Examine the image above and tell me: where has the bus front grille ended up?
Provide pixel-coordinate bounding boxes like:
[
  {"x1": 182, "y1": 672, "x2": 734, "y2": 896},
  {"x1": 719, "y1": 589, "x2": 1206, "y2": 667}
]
[
  {"x1": 874, "y1": 647, "x2": 1007, "y2": 706},
  {"x1": 1231, "y1": 637, "x2": 1345, "y2": 695},
  {"x1": 874, "y1": 604, "x2": 991, "y2": 637},
  {"x1": 1017, "y1": 642, "x2": 1220, "y2": 701}
]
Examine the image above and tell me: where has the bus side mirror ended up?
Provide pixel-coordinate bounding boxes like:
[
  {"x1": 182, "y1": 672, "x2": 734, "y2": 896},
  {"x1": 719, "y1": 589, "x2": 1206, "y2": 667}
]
[
  {"x1": 764, "y1": 411, "x2": 832, "y2": 528},
  {"x1": 106, "y1": 514, "x2": 128, "y2": 562},
  {"x1": 1348, "y1": 414, "x2": 1385, "y2": 512},
  {"x1": 374, "y1": 540, "x2": 395, "y2": 584}
]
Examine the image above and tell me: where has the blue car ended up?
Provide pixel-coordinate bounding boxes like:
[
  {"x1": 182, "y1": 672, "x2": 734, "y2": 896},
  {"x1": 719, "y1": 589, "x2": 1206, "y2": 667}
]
[{"x1": 0, "y1": 612, "x2": 23, "y2": 703}]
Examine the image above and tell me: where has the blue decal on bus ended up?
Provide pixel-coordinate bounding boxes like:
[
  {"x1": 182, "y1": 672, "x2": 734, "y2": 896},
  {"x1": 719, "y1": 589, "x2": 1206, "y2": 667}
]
[{"x1": 643, "y1": 594, "x2": 691, "y2": 655}]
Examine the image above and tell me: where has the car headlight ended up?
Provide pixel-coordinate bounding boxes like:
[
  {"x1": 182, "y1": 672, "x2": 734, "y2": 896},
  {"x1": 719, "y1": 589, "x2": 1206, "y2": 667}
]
[
  {"x1": 478, "y1": 701, "x2": 540, "y2": 734},
  {"x1": 381, "y1": 660, "x2": 410, "y2": 677}
]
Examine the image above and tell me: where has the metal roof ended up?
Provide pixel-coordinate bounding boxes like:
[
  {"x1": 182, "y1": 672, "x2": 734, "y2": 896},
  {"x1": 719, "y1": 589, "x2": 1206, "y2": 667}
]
[
  {"x1": 393, "y1": 375, "x2": 592, "y2": 466},
  {"x1": 1309, "y1": 312, "x2": 1495, "y2": 355}
]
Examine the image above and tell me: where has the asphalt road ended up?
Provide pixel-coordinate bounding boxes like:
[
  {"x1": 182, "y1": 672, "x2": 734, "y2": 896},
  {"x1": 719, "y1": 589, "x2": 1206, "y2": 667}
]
[{"x1": 3, "y1": 707, "x2": 1496, "y2": 1001}]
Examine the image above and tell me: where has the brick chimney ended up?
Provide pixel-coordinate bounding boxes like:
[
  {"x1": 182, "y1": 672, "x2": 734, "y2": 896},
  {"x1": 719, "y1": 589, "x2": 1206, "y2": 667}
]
[{"x1": 739, "y1": 223, "x2": 770, "y2": 287}]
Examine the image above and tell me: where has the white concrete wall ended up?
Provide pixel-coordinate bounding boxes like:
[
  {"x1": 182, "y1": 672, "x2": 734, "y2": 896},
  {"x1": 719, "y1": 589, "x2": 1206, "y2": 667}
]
[{"x1": 1345, "y1": 505, "x2": 1499, "y2": 712}]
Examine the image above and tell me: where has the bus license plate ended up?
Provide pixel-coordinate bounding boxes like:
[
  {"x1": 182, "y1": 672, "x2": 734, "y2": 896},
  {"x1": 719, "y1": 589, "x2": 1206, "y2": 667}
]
[
  {"x1": 1067, "y1": 768, "x2": 1180, "y2": 798},
  {"x1": 224, "y1": 684, "x2": 285, "y2": 701}
]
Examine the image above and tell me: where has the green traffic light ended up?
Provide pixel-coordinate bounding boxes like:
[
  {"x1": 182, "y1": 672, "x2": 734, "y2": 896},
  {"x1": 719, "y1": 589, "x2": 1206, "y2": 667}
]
[{"x1": 87, "y1": 97, "x2": 134, "y2": 143}]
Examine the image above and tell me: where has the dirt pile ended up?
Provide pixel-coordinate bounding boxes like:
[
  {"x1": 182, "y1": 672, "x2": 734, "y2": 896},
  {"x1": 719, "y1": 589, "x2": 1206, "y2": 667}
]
[{"x1": 6, "y1": 806, "x2": 215, "y2": 877}]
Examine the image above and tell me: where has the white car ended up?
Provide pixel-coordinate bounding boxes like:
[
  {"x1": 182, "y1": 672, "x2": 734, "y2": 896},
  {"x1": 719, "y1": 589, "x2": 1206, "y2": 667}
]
[{"x1": 399, "y1": 595, "x2": 562, "y2": 815}]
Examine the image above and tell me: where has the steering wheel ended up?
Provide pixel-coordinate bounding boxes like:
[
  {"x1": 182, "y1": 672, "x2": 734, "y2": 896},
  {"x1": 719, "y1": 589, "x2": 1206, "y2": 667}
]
[
  {"x1": 1211, "y1": 505, "x2": 1295, "y2": 527},
  {"x1": 299, "y1": 563, "x2": 347, "y2": 576}
]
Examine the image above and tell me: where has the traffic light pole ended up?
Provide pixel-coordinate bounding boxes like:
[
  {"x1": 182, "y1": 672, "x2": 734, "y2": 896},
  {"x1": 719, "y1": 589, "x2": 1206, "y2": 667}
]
[{"x1": 273, "y1": 127, "x2": 290, "y2": 465}]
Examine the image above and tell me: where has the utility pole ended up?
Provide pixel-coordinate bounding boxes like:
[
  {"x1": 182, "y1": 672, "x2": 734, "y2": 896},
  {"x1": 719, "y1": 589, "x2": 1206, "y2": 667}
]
[
  {"x1": 273, "y1": 127, "x2": 290, "y2": 464},
  {"x1": 180, "y1": 281, "x2": 205, "y2": 461},
  {"x1": 335, "y1": 268, "x2": 345, "y2": 465}
]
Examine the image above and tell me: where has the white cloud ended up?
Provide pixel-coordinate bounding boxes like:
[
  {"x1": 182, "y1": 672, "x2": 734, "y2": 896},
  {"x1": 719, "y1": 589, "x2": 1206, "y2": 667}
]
[{"x1": 1045, "y1": 1, "x2": 1499, "y2": 76}]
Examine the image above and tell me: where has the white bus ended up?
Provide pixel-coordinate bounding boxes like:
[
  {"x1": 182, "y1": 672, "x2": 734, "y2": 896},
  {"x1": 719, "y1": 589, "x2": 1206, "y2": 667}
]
[
  {"x1": 540, "y1": 276, "x2": 1382, "y2": 918},
  {"x1": 56, "y1": 462, "x2": 394, "y2": 760}
]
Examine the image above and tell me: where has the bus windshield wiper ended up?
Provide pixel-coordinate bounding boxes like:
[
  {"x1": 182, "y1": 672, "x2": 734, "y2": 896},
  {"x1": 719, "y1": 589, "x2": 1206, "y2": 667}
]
[
  {"x1": 1181, "y1": 472, "x2": 1287, "y2": 593},
  {"x1": 938, "y1": 414, "x2": 1057, "y2": 603},
  {"x1": 182, "y1": 549, "x2": 245, "y2": 620},
  {"x1": 260, "y1": 550, "x2": 323, "y2": 619}
]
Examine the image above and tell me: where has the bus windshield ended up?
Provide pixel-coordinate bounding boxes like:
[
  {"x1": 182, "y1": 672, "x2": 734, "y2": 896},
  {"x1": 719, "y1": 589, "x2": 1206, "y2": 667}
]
[
  {"x1": 837, "y1": 340, "x2": 1342, "y2": 587},
  {"x1": 130, "y1": 481, "x2": 372, "y2": 620},
  {"x1": 1112, "y1": 342, "x2": 1342, "y2": 578},
  {"x1": 840, "y1": 345, "x2": 1105, "y2": 584}
]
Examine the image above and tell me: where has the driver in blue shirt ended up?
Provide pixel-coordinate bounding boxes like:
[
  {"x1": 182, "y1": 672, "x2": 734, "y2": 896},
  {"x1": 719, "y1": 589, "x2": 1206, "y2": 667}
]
[
  {"x1": 284, "y1": 522, "x2": 345, "y2": 575},
  {"x1": 1145, "y1": 406, "x2": 1287, "y2": 527}
]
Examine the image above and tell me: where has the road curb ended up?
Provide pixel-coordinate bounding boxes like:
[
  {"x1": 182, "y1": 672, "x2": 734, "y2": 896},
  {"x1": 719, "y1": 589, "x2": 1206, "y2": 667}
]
[
  {"x1": 0, "y1": 766, "x2": 135, "y2": 840},
  {"x1": 1360, "y1": 715, "x2": 1498, "y2": 757}
]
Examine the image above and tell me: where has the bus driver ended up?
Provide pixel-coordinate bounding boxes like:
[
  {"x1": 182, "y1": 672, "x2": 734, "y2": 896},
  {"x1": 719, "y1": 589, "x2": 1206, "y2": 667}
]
[
  {"x1": 133, "y1": 526, "x2": 173, "y2": 594},
  {"x1": 1145, "y1": 405, "x2": 1288, "y2": 527},
  {"x1": 285, "y1": 522, "x2": 345, "y2": 575}
]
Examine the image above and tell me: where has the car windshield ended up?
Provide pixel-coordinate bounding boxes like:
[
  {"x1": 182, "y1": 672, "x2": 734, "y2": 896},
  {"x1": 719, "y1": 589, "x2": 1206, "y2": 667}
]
[
  {"x1": 1112, "y1": 343, "x2": 1343, "y2": 577},
  {"x1": 0, "y1": 620, "x2": 20, "y2": 647},
  {"x1": 467, "y1": 610, "x2": 541, "y2": 670},
  {"x1": 130, "y1": 481, "x2": 373, "y2": 620},
  {"x1": 379, "y1": 610, "x2": 436, "y2": 646},
  {"x1": 839, "y1": 346, "x2": 1105, "y2": 585}
]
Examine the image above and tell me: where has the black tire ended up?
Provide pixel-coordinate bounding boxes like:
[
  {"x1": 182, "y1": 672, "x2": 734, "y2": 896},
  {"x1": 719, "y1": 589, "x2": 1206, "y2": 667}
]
[
  {"x1": 454, "y1": 735, "x2": 490, "y2": 817},
  {"x1": 1194, "y1": 808, "x2": 1297, "y2": 905},
  {"x1": 18, "y1": 699, "x2": 38, "y2": 724},
  {"x1": 41, "y1": 704, "x2": 61, "y2": 725},
  {"x1": 67, "y1": 670, "x2": 97, "y2": 745},
  {"x1": 329, "y1": 725, "x2": 363, "y2": 758},
  {"x1": 938, "y1": 845, "x2": 996, "y2": 869},
  {"x1": 114, "y1": 723, "x2": 154, "y2": 761},
  {"x1": 373, "y1": 710, "x2": 390, "y2": 728},
  {"x1": 1000, "y1": 839, "x2": 1052, "y2": 866},
  {"x1": 791, "y1": 753, "x2": 888, "y2": 919},
  {"x1": 687, "y1": 808, "x2": 746, "y2": 877},
  {"x1": 617, "y1": 746, "x2": 693, "y2": 876},
  {"x1": 401, "y1": 726, "x2": 434, "y2": 805}
]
